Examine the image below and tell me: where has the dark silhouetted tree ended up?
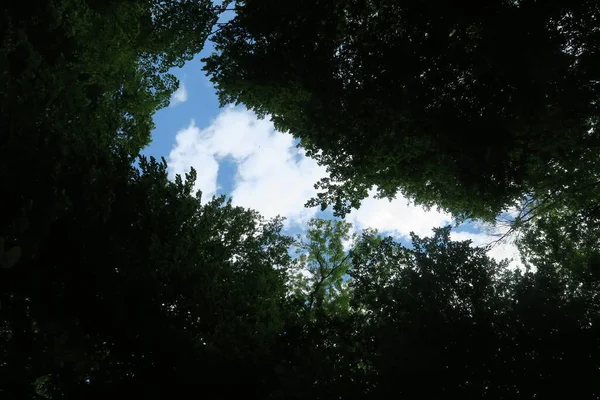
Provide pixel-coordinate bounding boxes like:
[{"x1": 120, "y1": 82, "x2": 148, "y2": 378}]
[{"x1": 205, "y1": 0, "x2": 600, "y2": 220}]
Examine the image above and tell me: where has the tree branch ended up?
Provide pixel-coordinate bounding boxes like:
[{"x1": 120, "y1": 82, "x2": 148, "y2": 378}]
[
  {"x1": 306, "y1": 253, "x2": 351, "y2": 313},
  {"x1": 209, "y1": 21, "x2": 231, "y2": 37}
]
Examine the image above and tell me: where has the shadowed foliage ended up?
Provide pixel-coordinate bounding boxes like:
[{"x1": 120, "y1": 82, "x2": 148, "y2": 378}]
[
  {"x1": 2, "y1": 1, "x2": 600, "y2": 399},
  {"x1": 205, "y1": 0, "x2": 600, "y2": 221}
]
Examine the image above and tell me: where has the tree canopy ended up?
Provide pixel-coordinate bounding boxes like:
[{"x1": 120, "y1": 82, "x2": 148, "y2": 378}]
[
  {"x1": 205, "y1": 0, "x2": 600, "y2": 220},
  {"x1": 2, "y1": 1, "x2": 600, "y2": 398},
  {"x1": 347, "y1": 226, "x2": 600, "y2": 398}
]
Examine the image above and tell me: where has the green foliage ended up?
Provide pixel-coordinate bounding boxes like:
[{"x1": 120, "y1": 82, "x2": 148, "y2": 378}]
[
  {"x1": 2, "y1": 1, "x2": 600, "y2": 399},
  {"x1": 347, "y1": 227, "x2": 600, "y2": 398},
  {"x1": 275, "y1": 223, "x2": 600, "y2": 399},
  {"x1": 0, "y1": 0, "x2": 221, "y2": 275},
  {"x1": 0, "y1": 1, "x2": 254, "y2": 398},
  {"x1": 288, "y1": 218, "x2": 354, "y2": 316},
  {"x1": 518, "y1": 192, "x2": 600, "y2": 283},
  {"x1": 274, "y1": 218, "x2": 359, "y2": 400},
  {"x1": 205, "y1": 0, "x2": 600, "y2": 220},
  {"x1": 0, "y1": 156, "x2": 295, "y2": 398}
]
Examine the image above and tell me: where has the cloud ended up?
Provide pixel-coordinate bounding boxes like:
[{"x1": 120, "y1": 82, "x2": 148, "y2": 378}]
[
  {"x1": 347, "y1": 189, "x2": 452, "y2": 239},
  {"x1": 168, "y1": 120, "x2": 220, "y2": 199},
  {"x1": 170, "y1": 83, "x2": 188, "y2": 106},
  {"x1": 168, "y1": 108, "x2": 326, "y2": 225},
  {"x1": 450, "y1": 229, "x2": 522, "y2": 268},
  {"x1": 230, "y1": 136, "x2": 325, "y2": 227},
  {"x1": 345, "y1": 189, "x2": 521, "y2": 266}
]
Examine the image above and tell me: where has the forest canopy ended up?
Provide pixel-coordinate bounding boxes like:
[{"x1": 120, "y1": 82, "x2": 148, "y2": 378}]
[
  {"x1": 1, "y1": 1, "x2": 600, "y2": 399},
  {"x1": 205, "y1": 0, "x2": 600, "y2": 221}
]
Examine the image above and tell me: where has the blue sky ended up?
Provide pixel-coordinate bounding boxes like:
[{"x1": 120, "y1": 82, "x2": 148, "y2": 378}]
[{"x1": 142, "y1": 44, "x2": 521, "y2": 266}]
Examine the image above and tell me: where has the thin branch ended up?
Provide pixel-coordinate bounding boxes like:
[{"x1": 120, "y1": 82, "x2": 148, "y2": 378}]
[
  {"x1": 306, "y1": 253, "x2": 351, "y2": 313},
  {"x1": 486, "y1": 176, "x2": 600, "y2": 248},
  {"x1": 208, "y1": 19, "x2": 232, "y2": 36}
]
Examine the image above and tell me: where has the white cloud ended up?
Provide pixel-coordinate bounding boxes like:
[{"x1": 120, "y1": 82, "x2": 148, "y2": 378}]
[
  {"x1": 168, "y1": 108, "x2": 326, "y2": 225},
  {"x1": 451, "y1": 226, "x2": 522, "y2": 269},
  {"x1": 168, "y1": 120, "x2": 220, "y2": 199},
  {"x1": 230, "y1": 135, "x2": 325, "y2": 226},
  {"x1": 347, "y1": 189, "x2": 452, "y2": 238},
  {"x1": 345, "y1": 189, "x2": 521, "y2": 267},
  {"x1": 170, "y1": 83, "x2": 188, "y2": 106}
]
